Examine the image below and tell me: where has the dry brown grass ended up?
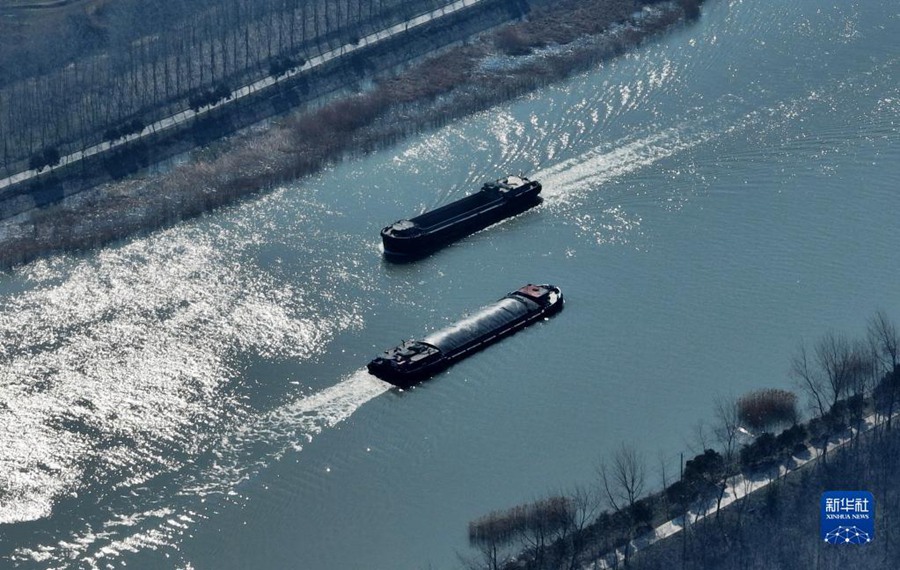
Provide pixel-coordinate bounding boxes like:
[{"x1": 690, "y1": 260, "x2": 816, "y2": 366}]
[
  {"x1": 738, "y1": 389, "x2": 799, "y2": 432},
  {"x1": 0, "y1": 0, "x2": 698, "y2": 267}
]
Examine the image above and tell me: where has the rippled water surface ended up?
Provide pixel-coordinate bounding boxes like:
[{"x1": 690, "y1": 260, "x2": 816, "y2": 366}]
[{"x1": 1, "y1": 0, "x2": 899, "y2": 568}]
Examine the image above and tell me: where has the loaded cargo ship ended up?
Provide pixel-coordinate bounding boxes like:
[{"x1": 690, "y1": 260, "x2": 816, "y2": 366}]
[
  {"x1": 380, "y1": 175, "x2": 542, "y2": 258},
  {"x1": 367, "y1": 284, "x2": 563, "y2": 387}
]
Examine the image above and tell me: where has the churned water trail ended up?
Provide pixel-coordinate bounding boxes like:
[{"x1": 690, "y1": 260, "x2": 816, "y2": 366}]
[
  {"x1": 536, "y1": 124, "x2": 711, "y2": 200},
  {"x1": 0, "y1": 195, "x2": 370, "y2": 552},
  {"x1": 11, "y1": 369, "x2": 389, "y2": 568},
  {"x1": 191, "y1": 369, "x2": 390, "y2": 496}
]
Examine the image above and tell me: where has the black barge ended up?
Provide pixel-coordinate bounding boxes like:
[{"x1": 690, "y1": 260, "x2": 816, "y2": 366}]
[
  {"x1": 367, "y1": 284, "x2": 563, "y2": 387},
  {"x1": 380, "y1": 175, "x2": 542, "y2": 258}
]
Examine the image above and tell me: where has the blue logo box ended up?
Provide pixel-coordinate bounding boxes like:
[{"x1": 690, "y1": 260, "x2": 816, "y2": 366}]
[{"x1": 821, "y1": 491, "x2": 875, "y2": 544}]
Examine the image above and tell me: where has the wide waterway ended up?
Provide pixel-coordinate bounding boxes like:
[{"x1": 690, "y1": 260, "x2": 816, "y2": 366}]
[{"x1": 1, "y1": 0, "x2": 898, "y2": 568}]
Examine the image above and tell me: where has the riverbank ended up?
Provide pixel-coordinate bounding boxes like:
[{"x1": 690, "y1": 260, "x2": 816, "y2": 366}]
[
  {"x1": 464, "y1": 314, "x2": 900, "y2": 569},
  {"x1": 629, "y1": 409, "x2": 900, "y2": 569},
  {"x1": 0, "y1": 0, "x2": 520, "y2": 215},
  {"x1": 0, "y1": 0, "x2": 701, "y2": 268}
]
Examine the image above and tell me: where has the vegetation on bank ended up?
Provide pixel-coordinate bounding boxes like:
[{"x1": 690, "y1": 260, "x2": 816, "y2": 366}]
[
  {"x1": 0, "y1": 0, "x2": 456, "y2": 176},
  {"x1": 0, "y1": 0, "x2": 703, "y2": 268},
  {"x1": 463, "y1": 311, "x2": 900, "y2": 569},
  {"x1": 633, "y1": 407, "x2": 900, "y2": 569}
]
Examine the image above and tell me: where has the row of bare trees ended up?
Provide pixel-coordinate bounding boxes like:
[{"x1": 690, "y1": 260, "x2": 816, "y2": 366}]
[
  {"x1": 791, "y1": 311, "x2": 900, "y2": 461},
  {"x1": 465, "y1": 311, "x2": 899, "y2": 569},
  {"x1": 1, "y1": 0, "x2": 696, "y2": 265},
  {"x1": 631, "y1": 396, "x2": 900, "y2": 569},
  {"x1": 0, "y1": 0, "x2": 450, "y2": 176},
  {"x1": 465, "y1": 489, "x2": 602, "y2": 570}
]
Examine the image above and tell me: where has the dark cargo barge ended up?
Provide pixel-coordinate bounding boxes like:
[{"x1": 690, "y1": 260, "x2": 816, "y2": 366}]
[
  {"x1": 367, "y1": 284, "x2": 563, "y2": 387},
  {"x1": 380, "y1": 175, "x2": 542, "y2": 258}
]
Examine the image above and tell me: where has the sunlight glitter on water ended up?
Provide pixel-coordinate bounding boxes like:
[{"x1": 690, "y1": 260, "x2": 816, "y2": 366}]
[
  {"x1": 11, "y1": 370, "x2": 389, "y2": 568},
  {"x1": 3, "y1": 2, "x2": 899, "y2": 568},
  {"x1": 188, "y1": 369, "x2": 390, "y2": 496},
  {"x1": 536, "y1": 124, "x2": 713, "y2": 204},
  {"x1": 0, "y1": 218, "x2": 363, "y2": 526}
]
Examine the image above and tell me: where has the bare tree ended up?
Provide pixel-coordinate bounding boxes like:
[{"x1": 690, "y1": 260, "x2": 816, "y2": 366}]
[
  {"x1": 520, "y1": 496, "x2": 573, "y2": 569},
  {"x1": 467, "y1": 494, "x2": 576, "y2": 570},
  {"x1": 816, "y1": 331, "x2": 856, "y2": 408},
  {"x1": 792, "y1": 332, "x2": 863, "y2": 463},
  {"x1": 561, "y1": 485, "x2": 602, "y2": 570},
  {"x1": 467, "y1": 505, "x2": 525, "y2": 570},
  {"x1": 791, "y1": 341, "x2": 828, "y2": 420},
  {"x1": 657, "y1": 452, "x2": 673, "y2": 521},
  {"x1": 869, "y1": 311, "x2": 900, "y2": 429},
  {"x1": 712, "y1": 395, "x2": 741, "y2": 519},
  {"x1": 689, "y1": 420, "x2": 712, "y2": 455},
  {"x1": 599, "y1": 443, "x2": 646, "y2": 566},
  {"x1": 848, "y1": 339, "x2": 876, "y2": 441},
  {"x1": 601, "y1": 444, "x2": 646, "y2": 513},
  {"x1": 791, "y1": 332, "x2": 860, "y2": 414},
  {"x1": 870, "y1": 310, "x2": 900, "y2": 372}
]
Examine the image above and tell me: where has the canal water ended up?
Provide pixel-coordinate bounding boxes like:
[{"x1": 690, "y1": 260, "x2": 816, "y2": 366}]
[{"x1": 1, "y1": 0, "x2": 898, "y2": 568}]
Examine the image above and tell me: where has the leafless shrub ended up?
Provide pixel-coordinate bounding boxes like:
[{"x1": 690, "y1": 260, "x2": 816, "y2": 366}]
[
  {"x1": 468, "y1": 496, "x2": 572, "y2": 548},
  {"x1": 737, "y1": 389, "x2": 799, "y2": 432},
  {"x1": 467, "y1": 495, "x2": 573, "y2": 570}
]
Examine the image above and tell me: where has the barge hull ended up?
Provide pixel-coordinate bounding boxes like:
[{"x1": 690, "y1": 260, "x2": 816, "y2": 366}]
[
  {"x1": 381, "y1": 176, "x2": 542, "y2": 259},
  {"x1": 367, "y1": 284, "x2": 563, "y2": 387}
]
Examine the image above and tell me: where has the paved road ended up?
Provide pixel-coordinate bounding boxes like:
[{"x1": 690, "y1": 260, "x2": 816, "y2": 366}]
[
  {"x1": 0, "y1": 0, "x2": 486, "y2": 192},
  {"x1": 592, "y1": 411, "x2": 890, "y2": 568}
]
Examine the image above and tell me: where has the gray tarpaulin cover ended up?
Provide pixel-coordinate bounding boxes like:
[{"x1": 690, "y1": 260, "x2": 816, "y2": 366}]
[{"x1": 423, "y1": 296, "x2": 536, "y2": 353}]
